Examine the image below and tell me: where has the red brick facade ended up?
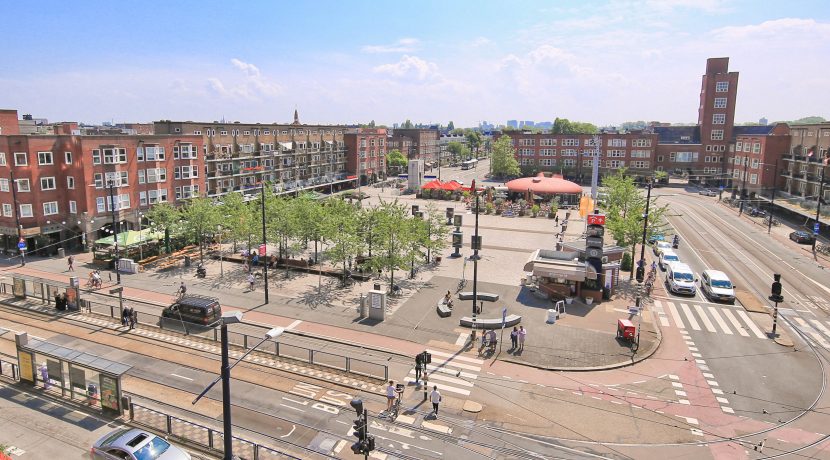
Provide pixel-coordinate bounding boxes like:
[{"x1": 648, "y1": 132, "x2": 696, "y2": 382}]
[{"x1": 344, "y1": 128, "x2": 387, "y2": 183}]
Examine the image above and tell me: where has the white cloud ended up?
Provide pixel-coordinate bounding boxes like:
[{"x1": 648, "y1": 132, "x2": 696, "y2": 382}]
[
  {"x1": 361, "y1": 38, "x2": 420, "y2": 54},
  {"x1": 372, "y1": 55, "x2": 439, "y2": 80},
  {"x1": 710, "y1": 18, "x2": 830, "y2": 42},
  {"x1": 644, "y1": 0, "x2": 729, "y2": 14},
  {"x1": 207, "y1": 58, "x2": 282, "y2": 100},
  {"x1": 469, "y1": 36, "x2": 491, "y2": 47}
]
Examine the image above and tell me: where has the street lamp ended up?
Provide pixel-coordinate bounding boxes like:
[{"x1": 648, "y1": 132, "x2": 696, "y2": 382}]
[
  {"x1": 107, "y1": 180, "x2": 122, "y2": 284},
  {"x1": 9, "y1": 167, "x2": 25, "y2": 266},
  {"x1": 260, "y1": 182, "x2": 269, "y2": 304},
  {"x1": 217, "y1": 224, "x2": 224, "y2": 277},
  {"x1": 738, "y1": 155, "x2": 750, "y2": 216},
  {"x1": 192, "y1": 311, "x2": 284, "y2": 460},
  {"x1": 812, "y1": 156, "x2": 828, "y2": 253}
]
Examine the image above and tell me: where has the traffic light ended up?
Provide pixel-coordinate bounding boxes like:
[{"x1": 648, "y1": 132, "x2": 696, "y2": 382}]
[
  {"x1": 352, "y1": 417, "x2": 366, "y2": 441},
  {"x1": 585, "y1": 213, "x2": 606, "y2": 283},
  {"x1": 769, "y1": 273, "x2": 784, "y2": 303},
  {"x1": 422, "y1": 351, "x2": 432, "y2": 365},
  {"x1": 366, "y1": 435, "x2": 376, "y2": 452},
  {"x1": 636, "y1": 265, "x2": 645, "y2": 283}
]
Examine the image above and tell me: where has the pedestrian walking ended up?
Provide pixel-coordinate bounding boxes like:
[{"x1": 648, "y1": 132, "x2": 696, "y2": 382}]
[
  {"x1": 121, "y1": 307, "x2": 129, "y2": 326},
  {"x1": 518, "y1": 326, "x2": 527, "y2": 351},
  {"x1": 67, "y1": 255, "x2": 74, "y2": 272},
  {"x1": 130, "y1": 308, "x2": 137, "y2": 330},
  {"x1": 510, "y1": 326, "x2": 518, "y2": 350},
  {"x1": 248, "y1": 273, "x2": 255, "y2": 291},
  {"x1": 415, "y1": 355, "x2": 423, "y2": 383},
  {"x1": 430, "y1": 385, "x2": 442, "y2": 416}
]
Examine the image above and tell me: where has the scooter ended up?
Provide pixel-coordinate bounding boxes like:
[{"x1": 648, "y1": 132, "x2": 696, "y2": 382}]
[
  {"x1": 672, "y1": 235, "x2": 680, "y2": 249},
  {"x1": 196, "y1": 264, "x2": 206, "y2": 278}
]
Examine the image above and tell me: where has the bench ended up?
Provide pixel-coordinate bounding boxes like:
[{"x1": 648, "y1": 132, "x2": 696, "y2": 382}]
[
  {"x1": 458, "y1": 292, "x2": 499, "y2": 302},
  {"x1": 459, "y1": 314, "x2": 521, "y2": 329},
  {"x1": 436, "y1": 300, "x2": 452, "y2": 318}
]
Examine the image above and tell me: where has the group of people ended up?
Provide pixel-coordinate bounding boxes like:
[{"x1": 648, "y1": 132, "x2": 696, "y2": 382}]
[
  {"x1": 510, "y1": 326, "x2": 527, "y2": 351},
  {"x1": 385, "y1": 379, "x2": 443, "y2": 418},
  {"x1": 87, "y1": 270, "x2": 103, "y2": 288},
  {"x1": 121, "y1": 306, "x2": 137, "y2": 329}
]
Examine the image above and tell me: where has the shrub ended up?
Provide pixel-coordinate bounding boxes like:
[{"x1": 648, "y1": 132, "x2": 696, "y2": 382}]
[
  {"x1": 485, "y1": 202, "x2": 495, "y2": 214},
  {"x1": 621, "y1": 252, "x2": 633, "y2": 271},
  {"x1": 531, "y1": 204, "x2": 540, "y2": 217}
]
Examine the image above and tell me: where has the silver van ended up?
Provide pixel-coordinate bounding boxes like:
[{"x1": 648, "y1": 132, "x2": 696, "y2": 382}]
[
  {"x1": 700, "y1": 269, "x2": 735, "y2": 304},
  {"x1": 666, "y1": 262, "x2": 696, "y2": 296}
]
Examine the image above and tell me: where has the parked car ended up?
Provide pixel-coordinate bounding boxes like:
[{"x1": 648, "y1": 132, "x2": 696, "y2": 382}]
[
  {"x1": 161, "y1": 295, "x2": 222, "y2": 329},
  {"x1": 789, "y1": 230, "x2": 816, "y2": 245},
  {"x1": 92, "y1": 428, "x2": 191, "y2": 460},
  {"x1": 748, "y1": 208, "x2": 767, "y2": 217},
  {"x1": 653, "y1": 241, "x2": 672, "y2": 256},
  {"x1": 659, "y1": 249, "x2": 680, "y2": 270},
  {"x1": 665, "y1": 262, "x2": 697, "y2": 296},
  {"x1": 648, "y1": 234, "x2": 665, "y2": 244},
  {"x1": 699, "y1": 189, "x2": 718, "y2": 196},
  {"x1": 700, "y1": 270, "x2": 736, "y2": 304}
]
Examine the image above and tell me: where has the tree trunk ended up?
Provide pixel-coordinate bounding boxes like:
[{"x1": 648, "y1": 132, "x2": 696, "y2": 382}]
[{"x1": 630, "y1": 243, "x2": 637, "y2": 280}]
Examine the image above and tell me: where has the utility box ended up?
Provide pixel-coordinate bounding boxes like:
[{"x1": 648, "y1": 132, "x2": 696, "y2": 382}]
[{"x1": 367, "y1": 289, "x2": 386, "y2": 321}]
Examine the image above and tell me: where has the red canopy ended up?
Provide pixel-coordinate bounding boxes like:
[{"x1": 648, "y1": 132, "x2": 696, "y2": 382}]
[
  {"x1": 441, "y1": 180, "x2": 463, "y2": 191},
  {"x1": 422, "y1": 179, "x2": 443, "y2": 190}
]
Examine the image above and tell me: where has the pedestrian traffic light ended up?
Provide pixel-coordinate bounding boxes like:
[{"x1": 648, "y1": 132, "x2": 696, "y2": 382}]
[
  {"x1": 769, "y1": 273, "x2": 784, "y2": 303},
  {"x1": 422, "y1": 351, "x2": 432, "y2": 364},
  {"x1": 636, "y1": 266, "x2": 645, "y2": 283},
  {"x1": 352, "y1": 417, "x2": 366, "y2": 441},
  {"x1": 366, "y1": 435, "x2": 376, "y2": 452},
  {"x1": 350, "y1": 440, "x2": 365, "y2": 455}
]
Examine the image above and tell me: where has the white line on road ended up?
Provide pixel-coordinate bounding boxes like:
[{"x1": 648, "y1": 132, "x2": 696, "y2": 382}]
[
  {"x1": 653, "y1": 300, "x2": 670, "y2": 327},
  {"x1": 736, "y1": 310, "x2": 766, "y2": 338},
  {"x1": 285, "y1": 320, "x2": 303, "y2": 330},
  {"x1": 707, "y1": 306, "x2": 733, "y2": 334},
  {"x1": 426, "y1": 349, "x2": 484, "y2": 365},
  {"x1": 170, "y1": 373, "x2": 193, "y2": 381},
  {"x1": 667, "y1": 302, "x2": 685, "y2": 329},
  {"x1": 722, "y1": 309, "x2": 750, "y2": 337},
  {"x1": 693, "y1": 304, "x2": 716, "y2": 332},
  {"x1": 680, "y1": 303, "x2": 701, "y2": 331}
]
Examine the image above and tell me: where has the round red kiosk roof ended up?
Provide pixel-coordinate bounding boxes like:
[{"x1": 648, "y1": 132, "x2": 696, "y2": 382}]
[{"x1": 505, "y1": 173, "x2": 582, "y2": 195}]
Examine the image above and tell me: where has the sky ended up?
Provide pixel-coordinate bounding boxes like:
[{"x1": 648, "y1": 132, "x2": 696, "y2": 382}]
[{"x1": 1, "y1": 0, "x2": 828, "y2": 128}]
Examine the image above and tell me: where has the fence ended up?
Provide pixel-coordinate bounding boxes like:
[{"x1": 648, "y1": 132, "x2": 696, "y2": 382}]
[
  {"x1": 129, "y1": 397, "x2": 334, "y2": 460},
  {"x1": 76, "y1": 290, "x2": 388, "y2": 382}
]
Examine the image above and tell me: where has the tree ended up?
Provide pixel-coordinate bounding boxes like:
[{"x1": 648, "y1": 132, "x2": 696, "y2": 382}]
[
  {"x1": 386, "y1": 149, "x2": 407, "y2": 173},
  {"x1": 322, "y1": 197, "x2": 363, "y2": 285},
  {"x1": 447, "y1": 121, "x2": 455, "y2": 131},
  {"x1": 368, "y1": 200, "x2": 410, "y2": 294},
  {"x1": 421, "y1": 202, "x2": 450, "y2": 263},
  {"x1": 447, "y1": 142, "x2": 471, "y2": 162},
  {"x1": 466, "y1": 131, "x2": 482, "y2": 157},
  {"x1": 403, "y1": 119, "x2": 414, "y2": 129},
  {"x1": 220, "y1": 192, "x2": 257, "y2": 251},
  {"x1": 180, "y1": 196, "x2": 220, "y2": 263},
  {"x1": 552, "y1": 117, "x2": 573, "y2": 134},
  {"x1": 491, "y1": 135, "x2": 520, "y2": 179},
  {"x1": 144, "y1": 202, "x2": 181, "y2": 254}
]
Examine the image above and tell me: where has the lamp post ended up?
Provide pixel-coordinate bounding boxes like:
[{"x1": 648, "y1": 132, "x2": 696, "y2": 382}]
[
  {"x1": 192, "y1": 311, "x2": 284, "y2": 460},
  {"x1": 260, "y1": 183, "x2": 269, "y2": 304},
  {"x1": 217, "y1": 224, "x2": 224, "y2": 277},
  {"x1": 9, "y1": 168, "x2": 25, "y2": 266},
  {"x1": 766, "y1": 159, "x2": 780, "y2": 234},
  {"x1": 136, "y1": 210, "x2": 145, "y2": 261},
  {"x1": 470, "y1": 180, "x2": 482, "y2": 343},
  {"x1": 108, "y1": 180, "x2": 121, "y2": 284},
  {"x1": 738, "y1": 154, "x2": 750, "y2": 216}
]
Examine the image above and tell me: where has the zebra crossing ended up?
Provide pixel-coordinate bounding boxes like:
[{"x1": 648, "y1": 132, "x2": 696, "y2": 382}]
[
  {"x1": 781, "y1": 310, "x2": 830, "y2": 349},
  {"x1": 403, "y1": 349, "x2": 483, "y2": 397},
  {"x1": 652, "y1": 300, "x2": 767, "y2": 338}
]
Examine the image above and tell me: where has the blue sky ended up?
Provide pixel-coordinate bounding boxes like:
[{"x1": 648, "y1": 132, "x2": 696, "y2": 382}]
[{"x1": 2, "y1": 0, "x2": 828, "y2": 127}]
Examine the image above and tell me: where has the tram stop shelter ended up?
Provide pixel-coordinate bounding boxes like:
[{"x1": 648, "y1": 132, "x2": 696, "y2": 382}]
[{"x1": 15, "y1": 332, "x2": 131, "y2": 415}]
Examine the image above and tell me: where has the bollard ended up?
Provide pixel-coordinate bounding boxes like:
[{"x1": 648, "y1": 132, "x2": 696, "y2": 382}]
[{"x1": 423, "y1": 376, "x2": 429, "y2": 401}]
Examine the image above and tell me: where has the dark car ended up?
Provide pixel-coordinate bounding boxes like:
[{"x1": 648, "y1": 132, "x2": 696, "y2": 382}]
[
  {"x1": 748, "y1": 208, "x2": 767, "y2": 217},
  {"x1": 698, "y1": 189, "x2": 718, "y2": 196},
  {"x1": 161, "y1": 295, "x2": 222, "y2": 329},
  {"x1": 789, "y1": 230, "x2": 815, "y2": 245}
]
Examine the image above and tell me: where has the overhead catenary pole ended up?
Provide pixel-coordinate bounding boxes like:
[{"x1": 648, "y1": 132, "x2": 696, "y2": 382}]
[
  {"x1": 738, "y1": 154, "x2": 750, "y2": 216},
  {"x1": 590, "y1": 134, "x2": 601, "y2": 200},
  {"x1": 767, "y1": 159, "x2": 779, "y2": 234},
  {"x1": 9, "y1": 168, "x2": 25, "y2": 266},
  {"x1": 812, "y1": 158, "x2": 827, "y2": 253},
  {"x1": 261, "y1": 182, "x2": 269, "y2": 304},
  {"x1": 108, "y1": 180, "x2": 121, "y2": 284},
  {"x1": 471, "y1": 179, "x2": 481, "y2": 343}
]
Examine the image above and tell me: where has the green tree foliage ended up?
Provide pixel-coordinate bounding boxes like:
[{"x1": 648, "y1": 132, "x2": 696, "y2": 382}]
[
  {"x1": 466, "y1": 131, "x2": 482, "y2": 156},
  {"x1": 180, "y1": 196, "x2": 220, "y2": 262},
  {"x1": 403, "y1": 119, "x2": 414, "y2": 128},
  {"x1": 491, "y1": 135, "x2": 521, "y2": 179},
  {"x1": 791, "y1": 116, "x2": 827, "y2": 124},
  {"x1": 322, "y1": 197, "x2": 363, "y2": 284},
  {"x1": 447, "y1": 142, "x2": 471, "y2": 162},
  {"x1": 367, "y1": 200, "x2": 411, "y2": 293},
  {"x1": 386, "y1": 149, "x2": 407, "y2": 168},
  {"x1": 220, "y1": 192, "x2": 257, "y2": 249},
  {"x1": 447, "y1": 121, "x2": 455, "y2": 131},
  {"x1": 144, "y1": 202, "x2": 181, "y2": 253},
  {"x1": 552, "y1": 117, "x2": 598, "y2": 134}
]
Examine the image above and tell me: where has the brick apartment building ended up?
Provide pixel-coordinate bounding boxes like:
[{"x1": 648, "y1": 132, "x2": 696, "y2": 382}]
[
  {"x1": 154, "y1": 110, "x2": 352, "y2": 198},
  {"x1": 389, "y1": 128, "x2": 440, "y2": 168},
  {"x1": 783, "y1": 123, "x2": 830, "y2": 202},
  {"x1": 343, "y1": 128, "x2": 387, "y2": 184},
  {"x1": 0, "y1": 110, "x2": 204, "y2": 254}
]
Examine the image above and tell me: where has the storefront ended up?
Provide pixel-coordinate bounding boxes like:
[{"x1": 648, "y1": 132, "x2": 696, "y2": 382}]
[{"x1": 524, "y1": 246, "x2": 624, "y2": 303}]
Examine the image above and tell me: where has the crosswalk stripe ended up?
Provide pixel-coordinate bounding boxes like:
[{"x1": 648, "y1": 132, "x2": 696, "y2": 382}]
[
  {"x1": 680, "y1": 303, "x2": 701, "y2": 331},
  {"x1": 722, "y1": 309, "x2": 749, "y2": 337},
  {"x1": 426, "y1": 360, "x2": 481, "y2": 372},
  {"x1": 426, "y1": 349, "x2": 483, "y2": 365},
  {"x1": 806, "y1": 331, "x2": 830, "y2": 349},
  {"x1": 404, "y1": 377, "x2": 470, "y2": 396},
  {"x1": 693, "y1": 304, "x2": 717, "y2": 332},
  {"x1": 736, "y1": 310, "x2": 766, "y2": 338},
  {"x1": 707, "y1": 307, "x2": 733, "y2": 335},
  {"x1": 810, "y1": 320, "x2": 830, "y2": 337},
  {"x1": 793, "y1": 317, "x2": 810, "y2": 329},
  {"x1": 414, "y1": 371, "x2": 475, "y2": 387},
  {"x1": 667, "y1": 302, "x2": 685, "y2": 329},
  {"x1": 418, "y1": 366, "x2": 478, "y2": 380},
  {"x1": 653, "y1": 300, "x2": 670, "y2": 327}
]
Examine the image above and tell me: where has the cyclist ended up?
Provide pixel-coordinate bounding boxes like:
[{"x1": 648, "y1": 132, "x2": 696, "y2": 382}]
[{"x1": 177, "y1": 282, "x2": 187, "y2": 298}]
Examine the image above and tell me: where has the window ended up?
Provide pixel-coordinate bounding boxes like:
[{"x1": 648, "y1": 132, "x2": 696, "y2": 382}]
[
  {"x1": 175, "y1": 185, "x2": 200, "y2": 200},
  {"x1": 607, "y1": 149, "x2": 625, "y2": 158},
  {"x1": 561, "y1": 139, "x2": 579, "y2": 147},
  {"x1": 561, "y1": 149, "x2": 577, "y2": 156},
  {"x1": 140, "y1": 146, "x2": 166, "y2": 161},
  {"x1": 673, "y1": 152, "x2": 698, "y2": 162},
  {"x1": 743, "y1": 142, "x2": 750, "y2": 152},
  {"x1": 540, "y1": 159, "x2": 554, "y2": 166},
  {"x1": 712, "y1": 114, "x2": 726, "y2": 124},
  {"x1": 752, "y1": 143, "x2": 761, "y2": 153},
  {"x1": 43, "y1": 201, "x2": 58, "y2": 215},
  {"x1": 64, "y1": 151, "x2": 72, "y2": 164},
  {"x1": 520, "y1": 158, "x2": 534, "y2": 166},
  {"x1": 38, "y1": 151, "x2": 54, "y2": 165},
  {"x1": 40, "y1": 177, "x2": 56, "y2": 190},
  {"x1": 540, "y1": 149, "x2": 555, "y2": 156},
  {"x1": 632, "y1": 161, "x2": 649, "y2": 169},
  {"x1": 608, "y1": 139, "x2": 626, "y2": 147},
  {"x1": 103, "y1": 148, "x2": 127, "y2": 164},
  {"x1": 20, "y1": 204, "x2": 33, "y2": 218},
  {"x1": 750, "y1": 174, "x2": 758, "y2": 185},
  {"x1": 193, "y1": 130, "x2": 202, "y2": 135},
  {"x1": 0, "y1": 152, "x2": 5, "y2": 165},
  {"x1": 607, "y1": 160, "x2": 625, "y2": 168},
  {"x1": 2, "y1": 203, "x2": 11, "y2": 217},
  {"x1": 540, "y1": 138, "x2": 556, "y2": 146},
  {"x1": 220, "y1": 130, "x2": 228, "y2": 136},
  {"x1": 736, "y1": 141, "x2": 742, "y2": 151},
  {"x1": 174, "y1": 165, "x2": 198, "y2": 179},
  {"x1": 711, "y1": 130, "x2": 724, "y2": 141},
  {"x1": 714, "y1": 98, "x2": 727, "y2": 109},
  {"x1": 15, "y1": 179, "x2": 30, "y2": 192},
  {"x1": 519, "y1": 148, "x2": 534, "y2": 156},
  {"x1": 174, "y1": 144, "x2": 198, "y2": 159},
  {"x1": 92, "y1": 149, "x2": 101, "y2": 164},
  {"x1": 657, "y1": 155, "x2": 664, "y2": 162},
  {"x1": 243, "y1": 130, "x2": 250, "y2": 136},
  {"x1": 264, "y1": 130, "x2": 270, "y2": 135},
  {"x1": 69, "y1": 200, "x2": 77, "y2": 214},
  {"x1": 751, "y1": 159, "x2": 760, "y2": 168},
  {"x1": 584, "y1": 138, "x2": 598, "y2": 147},
  {"x1": 147, "y1": 168, "x2": 167, "y2": 183},
  {"x1": 632, "y1": 139, "x2": 651, "y2": 147},
  {"x1": 716, "y1": 81, "x2": 729, "y2": 92},
  {"x1": 582, "y1": 159, "x2": 594, "y2": 167},
  {"x1": 0, "y1": 179, "x2": 7, "y2": 192},
  {"x1": 67, "y1": 176, "x2": 75, "y2": 189},
  {"x1": 14, "y1": 152, "x2": 27, "y2": 165}
]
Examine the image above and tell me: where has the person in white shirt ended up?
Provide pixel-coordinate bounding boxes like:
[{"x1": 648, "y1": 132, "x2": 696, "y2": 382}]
[
  {"x1": 386, "y1": 380, "x2": 396, "y2": 411},
  {"x1": 430, "y1": 385, "x2": 442, "y2": 416}
]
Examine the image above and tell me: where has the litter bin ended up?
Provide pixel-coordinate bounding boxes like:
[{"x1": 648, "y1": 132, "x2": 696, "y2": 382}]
[
  {"x1": 374, "y1": 283, "x2": 381, "y2": 291},
  {"x1": 58, "y1": 248, "x2": 65, "y2": 258},
  {"x1": 184, "y1": 256, "x2": 191, "y2": 267}
]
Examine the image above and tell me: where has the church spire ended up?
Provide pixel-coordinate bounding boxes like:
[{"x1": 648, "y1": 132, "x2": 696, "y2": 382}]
[{"x1": 292, "y1": 108, "x2": 300, "y2": 125}]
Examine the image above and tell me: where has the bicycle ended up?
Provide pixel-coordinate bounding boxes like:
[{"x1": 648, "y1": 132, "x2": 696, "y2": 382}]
[{"x1": 382, "y1": 385, "x2": 404, "y2": 421}]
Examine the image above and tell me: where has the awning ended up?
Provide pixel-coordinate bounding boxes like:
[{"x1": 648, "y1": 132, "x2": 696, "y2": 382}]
[
  {"x1": 279, "y1": 142, "x2": 293, "y2": 150},
  {"x1": 523, "y1": 249, "x2": 587, "y2": 282}
]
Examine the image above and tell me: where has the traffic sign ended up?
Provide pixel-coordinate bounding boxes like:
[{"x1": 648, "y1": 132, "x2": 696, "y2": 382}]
[
  {"x1": 17, "y1": 241, "x2": 26, "y2": 250},
  {"x1": 719, "y1": 186, "x2": 724, "y2": 191},
  {"x1": 259, "y1": 244, "x2": 267, "y2": 256},
  {"x1": 628, "y1": 306, "x2": 640, "y2": 315},
  {"x1": 587, "y1": 214, "x2": 606, "y2": 225},
  {"x1": 501, "y1": 307, "x2": 507, "y2": 328},
  {"x1": 814, "y1": 223, "x2": 820, "y2": 235}
]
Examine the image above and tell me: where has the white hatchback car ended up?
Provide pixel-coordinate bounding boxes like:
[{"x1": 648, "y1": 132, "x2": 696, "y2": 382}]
[
  {"x1": 700, "y1": 269, "x2": 736, "y2": 304},
  {"x1": 653, "y1": 241, "x2": 672, "y2": 256},
  {"x1": 659, "y1": 249, "x2": 680, "y2": 270}
]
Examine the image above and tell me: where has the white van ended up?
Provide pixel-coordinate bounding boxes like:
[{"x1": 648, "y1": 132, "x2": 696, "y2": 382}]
[
  {"x1": 666, "y1": 262, "x2": 697, "y2": 296},
  {"x1": 700, "y1": 269, "x2": 735, "y2": 304},
  {"x1": 659, "y1": 249, "x2": 680, "y2": 270}
]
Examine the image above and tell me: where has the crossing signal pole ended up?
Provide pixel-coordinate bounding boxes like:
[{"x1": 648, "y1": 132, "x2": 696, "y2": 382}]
[
  {"x1": 349, "y1": 398, "x2": 375, "y2": 459},
  {"x1": 768, "y1": 273, "x2": 784, "y2": 337}
]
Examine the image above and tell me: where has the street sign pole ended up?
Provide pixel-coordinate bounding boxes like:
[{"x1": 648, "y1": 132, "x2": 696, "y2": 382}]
[{"x1": 499, "y1": 307, "x2": 507, "y2": 352}]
